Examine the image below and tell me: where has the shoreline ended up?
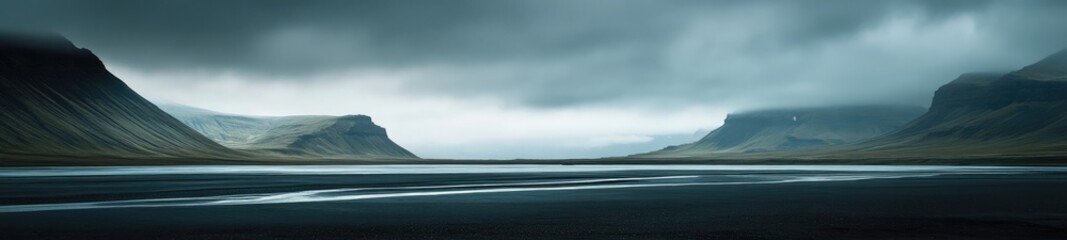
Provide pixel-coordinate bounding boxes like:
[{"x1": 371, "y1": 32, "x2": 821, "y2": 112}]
[{"x1": 3, "y1": 155, "x2": 1067, "y2": 167}]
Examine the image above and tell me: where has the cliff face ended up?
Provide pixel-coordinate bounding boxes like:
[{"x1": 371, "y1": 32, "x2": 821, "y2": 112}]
[
  {"x1": 649, "y1": 106, "x2": 925, "y2": 156},
  {"x1": 0, "y1": 33, "x2": 239, "y2": 159},
  {"x1": 161, "y1": 104, "x2": 419, "y2": 159},
  {"x1": 866, "y1": 49, "x2": 1067, "y2": 153}
]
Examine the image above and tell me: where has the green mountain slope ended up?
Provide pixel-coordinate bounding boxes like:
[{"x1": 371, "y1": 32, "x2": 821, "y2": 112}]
[{"x1": 840, "y1": 49, "x2": 1067, "y2": 157}]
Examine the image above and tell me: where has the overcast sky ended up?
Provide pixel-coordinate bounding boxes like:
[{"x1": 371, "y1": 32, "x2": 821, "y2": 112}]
[{"x1": 3, "y1": 0, "x2": 1067, "y2": 159}]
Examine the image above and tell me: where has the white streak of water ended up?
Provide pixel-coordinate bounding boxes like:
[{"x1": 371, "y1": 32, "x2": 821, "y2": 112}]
[{"x1": 0, "y1": 173, "x2": 937, "y2": 213}]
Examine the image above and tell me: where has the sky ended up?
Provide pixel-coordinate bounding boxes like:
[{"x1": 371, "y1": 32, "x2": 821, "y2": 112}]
[{"x1": 2, "y1": 0, "x2": 1067, "y2": 159}]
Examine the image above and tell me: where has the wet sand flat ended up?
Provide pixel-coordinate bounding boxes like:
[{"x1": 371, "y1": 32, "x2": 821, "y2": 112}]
[{"x1": 1, "y1": 165, "x2": 1066, "y2": 239}]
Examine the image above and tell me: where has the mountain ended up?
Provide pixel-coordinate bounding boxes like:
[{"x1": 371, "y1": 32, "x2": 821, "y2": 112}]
[
  {"x1": 0, "y1": 33, "x2": 241, "y2": 159},
  {"x1": 845, "y1": 49, "x2": 1067, "y2": 156},
  {"x1": 160, "y1": 104, "x2": 419, "y2": 159},
  {"x1": 645, "y1": 106, "x2": 925, "y2": 157}
]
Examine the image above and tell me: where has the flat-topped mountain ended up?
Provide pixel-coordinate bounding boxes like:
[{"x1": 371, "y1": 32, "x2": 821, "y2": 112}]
[
  {"x1": 161, "y1": 104, "x2": 418, "y2": 159},
  {"x1": 0, "y1": 33, "x2": 240, "y2": 159},
  {"x1": 645, "y1": 106, "x2": 925, "y2": 156}
]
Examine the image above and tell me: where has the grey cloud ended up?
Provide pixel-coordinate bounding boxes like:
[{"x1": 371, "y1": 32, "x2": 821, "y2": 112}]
[{"x1": 1, "y1": 0, "x2": 1065, "y2": 110}]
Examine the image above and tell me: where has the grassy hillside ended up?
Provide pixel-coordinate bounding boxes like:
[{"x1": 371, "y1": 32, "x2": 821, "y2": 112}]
[{"x1": 830, "y1": 49, "x2": 1067, "y2": 157}]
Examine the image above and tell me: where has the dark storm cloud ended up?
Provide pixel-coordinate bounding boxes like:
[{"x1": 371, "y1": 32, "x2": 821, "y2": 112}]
[
  {"x1": 4, "y1": 0, "x2": 678, "y2": 73},
  {"x1": 0, "y1": 0, "x2": 982, "y2": 68},
  {"x1": 2, "y1": 0, "x2": 1066, "y2": 109}
]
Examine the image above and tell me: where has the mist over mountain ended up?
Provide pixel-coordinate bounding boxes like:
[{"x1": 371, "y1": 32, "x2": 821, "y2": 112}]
[
  {"x1": 0, "y1": 31, "x2": 1064, "y2": 164},
  {"x1": 0, "y1": 33, "x2": 240, "y2": 159},
  {"x1": 843, "y1": 49, "x2": 1067, "y2": 156},
  {"x1": 161, "y1": 104, "x2": 418, "y2": 159},
  {"x1": 638, "y1": 48, "x2": 1067, "y2": 160},
  {"x1": 643, "y1": 106, "x2": 925, "y2": 157},
  {"x1": 5, "y1": 1, "x2": 1065, "y2": 159},
  {"x1": 5, "y1": 3, "x2": 1067, "y2": 238}
]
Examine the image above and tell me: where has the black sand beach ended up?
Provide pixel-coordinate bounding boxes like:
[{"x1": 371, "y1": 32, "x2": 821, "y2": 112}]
[{"x1": 1, "y1": 165, "x2": 1066, "y2": 239}]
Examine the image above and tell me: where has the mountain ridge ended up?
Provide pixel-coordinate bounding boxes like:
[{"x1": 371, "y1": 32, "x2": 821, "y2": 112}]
[
  {"x1": 644, "y1": 105, "x2": 926, "y2": 157},
  {"x1": 838, "y1": 49, "x2": 1067, "y2": 156},
  {"x1": 0, "y1": 33, "x2": 243, "y2": 159}
]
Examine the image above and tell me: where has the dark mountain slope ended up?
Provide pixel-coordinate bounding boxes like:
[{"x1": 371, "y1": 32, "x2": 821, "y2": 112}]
[
  {"x1": 845, "y1": 49, "x2": 1067, "y2": 156},
  {"x1": 644, "y1": 106, "x2": 925, "y2": 157},
  {"x1": 0, "y1": 33, "x2": 241, "y2": 159},
  {"x1": 161, "y1": 104, "x2": 419, "y2": 159}
]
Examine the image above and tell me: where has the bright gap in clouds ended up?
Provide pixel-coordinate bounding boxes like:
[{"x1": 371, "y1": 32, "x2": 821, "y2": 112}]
[
  {"x1": 112, "y1": 66, "x2": 725, "y2": 159},
  {"x1": 108, "y1": 10, "x2": 1019, "y2": 160}
]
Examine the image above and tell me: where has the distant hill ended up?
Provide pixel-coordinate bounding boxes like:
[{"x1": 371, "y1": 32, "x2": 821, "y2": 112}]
[
  {"x1": 0, "y1": 33, "x2": 241, "y2": 159},
  {"x1": 643, "y1": 106, "x2": 925, "y2": 157},
  {"x1": 160, "y1": 104, "x2": 419, "y2": 159}
]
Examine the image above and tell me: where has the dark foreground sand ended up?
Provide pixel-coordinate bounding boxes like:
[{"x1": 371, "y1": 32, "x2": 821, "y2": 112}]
[{"x1": 1, "y1": 167, "x2": 1065, "y2": 239}]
